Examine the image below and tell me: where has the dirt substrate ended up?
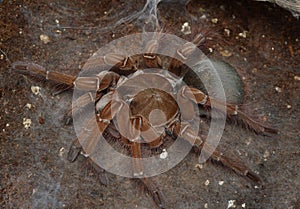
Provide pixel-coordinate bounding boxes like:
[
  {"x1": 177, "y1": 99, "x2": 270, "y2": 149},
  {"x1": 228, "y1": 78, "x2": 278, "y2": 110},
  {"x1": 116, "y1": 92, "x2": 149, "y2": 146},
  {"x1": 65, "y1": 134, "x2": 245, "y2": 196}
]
[{"x1": 0, "y1": 0, "x2": 299, "y2": 208}]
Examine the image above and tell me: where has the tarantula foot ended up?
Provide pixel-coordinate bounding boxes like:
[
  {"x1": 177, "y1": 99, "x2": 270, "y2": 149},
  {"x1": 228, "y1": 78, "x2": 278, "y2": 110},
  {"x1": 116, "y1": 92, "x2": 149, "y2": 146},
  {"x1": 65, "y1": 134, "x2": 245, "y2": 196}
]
[
  {"x1": 67, "y1": 139, "x2": 82, "y2": 162},
  {"x1": 245, "y1": 170, "x2": 262, "y2": 184},
  {"x1": 262, "y1": 126, "x2": 279, "y2": 135},
  {"x1": 140, "y1": 178, "x2": 166, "y2": 209},
  {"x1": 152, "y1": 190, "x2": 166, "y2": 209}
]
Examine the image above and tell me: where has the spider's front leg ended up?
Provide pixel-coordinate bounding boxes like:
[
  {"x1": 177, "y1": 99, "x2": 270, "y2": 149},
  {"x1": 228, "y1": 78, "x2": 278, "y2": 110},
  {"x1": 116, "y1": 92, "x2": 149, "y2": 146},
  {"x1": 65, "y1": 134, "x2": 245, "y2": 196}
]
[
  {"x1": 67, "y1": 71, "x2": 121, "y2": 160},
  {"x1": 12, "y1": 61, "x2": 76, "y2": 94},
  {"x1": 178, "y1": 85, "x2": 278, "y2": 135}
]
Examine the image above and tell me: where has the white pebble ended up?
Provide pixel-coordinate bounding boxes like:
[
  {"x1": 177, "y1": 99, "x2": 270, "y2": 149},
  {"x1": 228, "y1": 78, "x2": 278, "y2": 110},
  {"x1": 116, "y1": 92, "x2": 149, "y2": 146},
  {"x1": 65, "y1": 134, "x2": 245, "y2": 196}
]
[
  {"x1": 31, "y1": 86, "x2": 41, "y2": 95},
  {"x1": 59, "y1": 147, "x2": 65, "y2": 157},
  {"x1": 195, "y1": 164, "x2": 204, "y2": 169},
  {"x1": 25, "y1": 103, "x2": 32, "y2": 109},
  {"x1": 218, "y1": 181, "x2": 224, "y2": 185},
  {"x1": 275, "y1": 86, "x2": 282, "y2": 93},
  {"x1": 181, "y1": 22, "x2": 191, "y2": 35},
  {"x1": 294, "y1": 75, "x2": 300, "y2": 81},
  {"x1": 224, "y1": 28, "x2": 230, "y2": 36},
  {"x1": 160, "y1": 149, "x2": 168, "y2": 159},
  {"x1": 238, "y1": 31, "x2": 248, "y2": 38},
  {"x1": 23, "y1": 118, "x2": 32, "y2": 129},
  {"x1": 211, "y1": 18, "x2": 218, "y2": 24},
  {"x1": 227, "y1": 200, "x2": 236, "y2": 208},
  {"x1": 204, "y1": 179, "x2": 210, "y2": 186},
  {"x1": 40, "y1": 34, "x2": 51, "y2": 44}
]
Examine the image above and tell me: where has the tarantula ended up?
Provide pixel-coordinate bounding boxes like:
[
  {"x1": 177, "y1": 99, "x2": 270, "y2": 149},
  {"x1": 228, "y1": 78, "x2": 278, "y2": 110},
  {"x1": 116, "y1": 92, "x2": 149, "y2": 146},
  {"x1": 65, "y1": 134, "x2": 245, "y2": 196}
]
[{"x1": 13, "y1": 32, "x2": 277, "y2": 208}]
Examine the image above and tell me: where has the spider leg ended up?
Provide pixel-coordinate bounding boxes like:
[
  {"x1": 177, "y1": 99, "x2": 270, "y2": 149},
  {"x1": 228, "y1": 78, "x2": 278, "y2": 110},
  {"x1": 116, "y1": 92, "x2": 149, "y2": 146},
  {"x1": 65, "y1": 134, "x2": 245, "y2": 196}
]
[
  {"x1": 67, "y1": 137, "x2": 109, "y2": 185},
  {"x1": 122, "y1": 115, "x2": 166, "y2": 209},
  {"x1": 139, "y1": 178, "x2": 166, "y2": 209},
  {"x1": 179, "y1": 85, "x2": 278, "y2": 135},
  {"x1": 170, "y1": 120, "x2": 203, "y2": 147},
  {"x1": 170, "y1": 121, "x2": 262, "y2": 183},
  {"x1": 200, "y1": 143, "x2": 262, "y2": 183},
  {"x1": 74, "y1": 71, "x2": 120, "y2": 91},
  {"x1": 168, "y1": 33, "x2": 206, "y2": 74},
  {"x1": 84, "y1": 52, "x2": 138, "y2": 71},
  {"x1": 12, "y1": 61, "x2": 75, "y2": 89},
  {"x1": 67, "y1": 138, "x2": 82, "y2": 162},
  {"x1": 132, "y1": 151, "x2": 166, "y2": 209},
  {"x1": 143, "y1": 38, "x2": 162, "y2": 68},
  {"x1": 66, "y1": 71, "x2": 119, "y2": 125}
]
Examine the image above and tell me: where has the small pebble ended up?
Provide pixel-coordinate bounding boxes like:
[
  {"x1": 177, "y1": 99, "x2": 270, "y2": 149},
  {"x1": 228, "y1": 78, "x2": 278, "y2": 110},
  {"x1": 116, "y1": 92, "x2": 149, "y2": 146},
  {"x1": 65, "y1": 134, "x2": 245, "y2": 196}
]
[
  {"x1": 181, "y1": 22, "x2": 191, "y2": 35},
  {"x1": 220, "y1": 49, "x2": 232, "y2": 57},
  {"x1": 238, "y1": 31, "x2": 248, "y2": 38},
  {"x1": 286, "y1": 104, "x2": 292, "y2": 109},
  {"x1": 204, "y1": 179, "x2": 210, "y2": 186},
  {"x1": 59, "y1": 147, "x2": 65, "y2": 157},
  {"x1": 294, "y1": 75, "x2": 300, "y2": 81},
  {"x1": 211, "y1": 18, "x2": 218, "y2": 24},
  {"x1": 241, "y1": 203, "x2": 246, "y2": 208},
  {"x1": 40, "y1": 34, "x2": 50, "y2": 44},
  {"x1": 275, "y1": 86, "x2": 282, "y2": 93},
  {"x1": 224, "y1": 28, "x2": 230, "y2": 36},
  {"x1": 159, "y1": 149, "x2": 168, "y2": 159},
  {"x1": 218, "y1": 180, "x2": 224, "y2": 185},
  {"x1": 227, "y1": 200, "x2": 236, "y2": 208},
  {"x1": 23, "y1": 118, "x2": 32, "y2": 129},
  {"x1": 25, "y1": 103, "x2": 32, "y2": 109},
  {"x1": 195, "y1": 164, "x2": 203, "y2": 169},
  {"x1": 31, "y1": 86, "x2": 41, "y2": 95},
  {"x1": 204, "y1": 203, "x2": 208, "y2": 208}
]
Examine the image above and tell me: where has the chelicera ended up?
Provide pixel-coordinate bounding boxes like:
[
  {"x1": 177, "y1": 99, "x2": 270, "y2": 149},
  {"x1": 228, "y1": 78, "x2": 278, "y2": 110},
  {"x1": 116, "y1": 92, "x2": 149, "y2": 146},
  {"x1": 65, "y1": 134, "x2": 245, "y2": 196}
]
[{"x1": 13, "y1": 32, "x2": 277, "y2": 209}]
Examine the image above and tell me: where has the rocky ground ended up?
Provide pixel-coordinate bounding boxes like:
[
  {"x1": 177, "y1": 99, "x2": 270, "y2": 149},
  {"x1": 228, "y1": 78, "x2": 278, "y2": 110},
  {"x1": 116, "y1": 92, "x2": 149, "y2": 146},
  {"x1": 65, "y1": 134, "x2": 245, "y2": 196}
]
[{"x1": 1, "y1": 0, "x2": 299, "y2": 208}]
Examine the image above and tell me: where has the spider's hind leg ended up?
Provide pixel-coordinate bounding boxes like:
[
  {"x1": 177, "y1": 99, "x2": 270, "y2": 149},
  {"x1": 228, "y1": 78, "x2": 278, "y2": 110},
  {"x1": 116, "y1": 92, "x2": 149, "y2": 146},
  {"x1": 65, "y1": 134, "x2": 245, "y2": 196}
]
[{"x1": 199, "y1": 143, "x2": 262, "y2": 183}]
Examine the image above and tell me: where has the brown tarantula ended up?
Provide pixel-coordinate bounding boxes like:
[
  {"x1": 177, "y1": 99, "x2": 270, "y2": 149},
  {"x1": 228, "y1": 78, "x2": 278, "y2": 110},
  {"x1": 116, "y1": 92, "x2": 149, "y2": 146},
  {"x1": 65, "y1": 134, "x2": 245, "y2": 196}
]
[{"x1": 13, "y1": 32, "x2": 277, "y2": 208}]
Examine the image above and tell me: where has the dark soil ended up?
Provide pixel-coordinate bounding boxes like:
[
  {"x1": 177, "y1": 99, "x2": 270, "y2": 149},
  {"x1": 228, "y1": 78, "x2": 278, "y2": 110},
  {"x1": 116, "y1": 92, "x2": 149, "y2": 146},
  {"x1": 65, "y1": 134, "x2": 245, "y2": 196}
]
[{"x1": 1, "y1": 0, "x2": 299, "y2": 208}]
